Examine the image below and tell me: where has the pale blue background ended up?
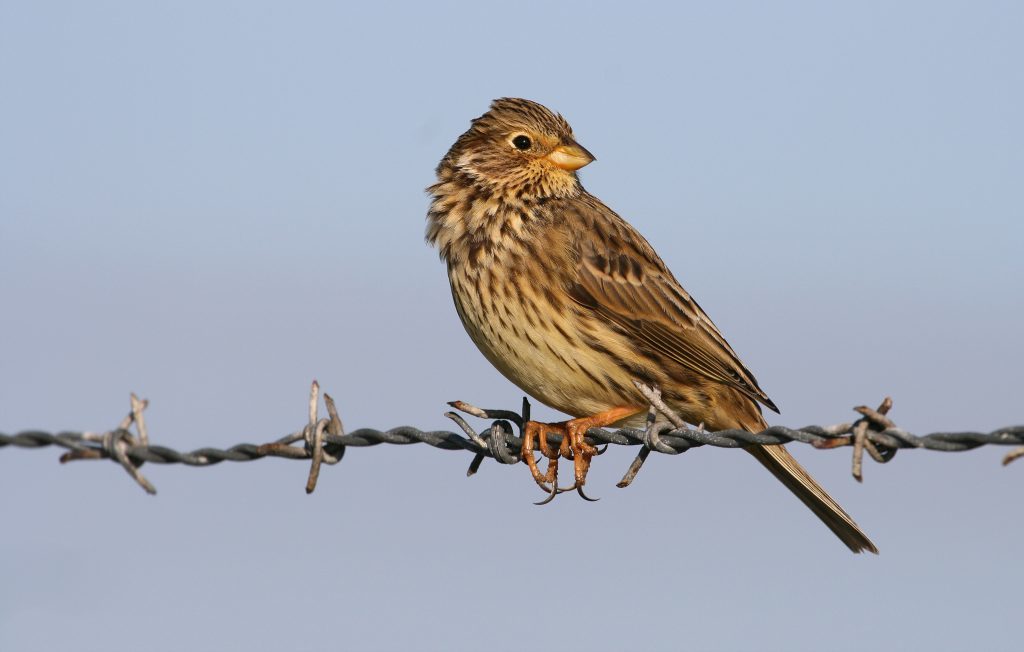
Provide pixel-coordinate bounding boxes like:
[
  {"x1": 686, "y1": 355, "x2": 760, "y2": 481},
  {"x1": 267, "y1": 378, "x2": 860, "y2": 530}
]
[{"x1": 2, "y1": 1, "x2": 1022, "y2": 651}]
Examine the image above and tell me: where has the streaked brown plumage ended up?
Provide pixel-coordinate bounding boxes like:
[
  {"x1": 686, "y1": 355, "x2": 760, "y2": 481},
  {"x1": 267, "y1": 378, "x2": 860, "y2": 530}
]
[{"x1": 426, "y1": 98, "x2": 876, "y2": 553}]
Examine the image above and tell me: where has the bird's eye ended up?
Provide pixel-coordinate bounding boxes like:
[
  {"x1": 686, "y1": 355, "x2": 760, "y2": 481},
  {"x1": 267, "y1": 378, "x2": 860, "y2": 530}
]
[{"x1": 512, "y1": 135, "x2": 532, "y2": 150}]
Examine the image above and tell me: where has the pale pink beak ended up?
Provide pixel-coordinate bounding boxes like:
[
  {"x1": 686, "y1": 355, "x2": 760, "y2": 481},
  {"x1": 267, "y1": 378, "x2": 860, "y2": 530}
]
[{"x1": 546, "y1": 140, "x2": 595, "y2": 171}]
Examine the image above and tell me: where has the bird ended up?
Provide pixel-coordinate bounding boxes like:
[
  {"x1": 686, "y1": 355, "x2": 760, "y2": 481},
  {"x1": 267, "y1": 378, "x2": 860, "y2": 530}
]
[{"x1": 425, "y1": 97, "x2": 877, "y2": 554}]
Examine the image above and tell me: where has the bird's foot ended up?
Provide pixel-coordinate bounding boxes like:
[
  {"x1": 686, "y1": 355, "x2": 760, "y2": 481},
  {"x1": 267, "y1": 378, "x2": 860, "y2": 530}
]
[
  {"x1": 522, "y1": 406, "x2": 643, "y2": 504},
  {"x1": 521, "y1": 419, "x2": 566, "y2": 494}
]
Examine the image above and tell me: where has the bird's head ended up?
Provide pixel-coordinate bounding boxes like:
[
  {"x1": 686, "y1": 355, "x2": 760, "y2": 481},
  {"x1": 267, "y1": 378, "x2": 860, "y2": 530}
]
[{"x1": 441, "y1": 98, "x2": 595, "y2": 199}]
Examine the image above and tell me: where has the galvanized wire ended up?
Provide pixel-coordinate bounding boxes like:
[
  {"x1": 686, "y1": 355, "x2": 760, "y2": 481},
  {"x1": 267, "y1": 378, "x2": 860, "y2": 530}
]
[
  {"x1": 2, "y1": 384, "x2": 1022, "y2": 494},
  {"x1": 4, "y1": 423, "x2": 1023, "y2": 461}
]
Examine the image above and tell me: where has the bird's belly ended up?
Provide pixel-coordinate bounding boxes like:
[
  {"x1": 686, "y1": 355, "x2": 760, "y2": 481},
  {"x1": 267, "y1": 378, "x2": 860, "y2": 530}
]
[{"x1": 448, "y1": 266, "x2": 639, "y2": 419}]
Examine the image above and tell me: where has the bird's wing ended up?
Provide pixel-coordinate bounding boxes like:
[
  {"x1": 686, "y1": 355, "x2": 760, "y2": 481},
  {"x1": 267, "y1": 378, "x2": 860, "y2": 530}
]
[{"x1": 565, "y1": 197, "x2": 778, "y2": 412}]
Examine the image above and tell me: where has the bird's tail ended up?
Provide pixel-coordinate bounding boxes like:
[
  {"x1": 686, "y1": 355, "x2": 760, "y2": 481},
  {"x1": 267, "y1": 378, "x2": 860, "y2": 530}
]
[
  {"x1": 746, "y1": 443, "x2": 878, "y2": 554},
  {"x1": 723, "y1": 403, "x2": 877, "y2": 553}
]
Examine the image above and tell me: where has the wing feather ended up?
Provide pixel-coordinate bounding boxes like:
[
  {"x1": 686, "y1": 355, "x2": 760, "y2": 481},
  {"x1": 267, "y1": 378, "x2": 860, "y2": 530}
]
[{"x1": 567, "y1": 199, "x2": 778, "y2": 412}]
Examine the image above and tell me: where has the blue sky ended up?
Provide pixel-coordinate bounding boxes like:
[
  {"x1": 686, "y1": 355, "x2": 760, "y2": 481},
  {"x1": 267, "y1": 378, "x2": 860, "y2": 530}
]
[{"x1": 2, "y1": 2, "x2": 1022, "y2": 650}]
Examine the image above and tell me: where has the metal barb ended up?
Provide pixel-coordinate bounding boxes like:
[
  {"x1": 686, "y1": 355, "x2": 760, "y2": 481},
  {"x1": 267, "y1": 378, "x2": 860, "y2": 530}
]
[
  {"x1": 59, "y1": 394, "x2": 159, "y2": 494},
  {"x1": 1003, "y1": 447, "x2": 1024, "y2": 466},
  {"x1": 851, "y1": 397, "x2": 898, "y2": 482},
  {"x1": 322, "y1": 392, "x2": 346, "y2": 463},
  {"x1": 304, "y1": 380, "x2": 325, "y2": 494}
]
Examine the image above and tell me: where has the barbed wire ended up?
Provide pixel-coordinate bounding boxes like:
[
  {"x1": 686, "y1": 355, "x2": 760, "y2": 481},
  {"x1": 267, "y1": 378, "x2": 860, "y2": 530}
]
[{"x1": 2, "y1": 381, "x2": 1022, "y2": 495}]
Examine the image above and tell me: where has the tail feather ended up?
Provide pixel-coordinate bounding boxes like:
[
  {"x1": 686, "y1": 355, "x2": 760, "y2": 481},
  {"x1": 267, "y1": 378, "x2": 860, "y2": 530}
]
[
  {"x1": 721, "y1": 400, "x2": 877, "y2": 553},
  {"x1": 747, "y1": 444, "x2": 878, "y2": 554},
  {"x1": 716, "y1": 397, "x2": 876, "y2": 552}
]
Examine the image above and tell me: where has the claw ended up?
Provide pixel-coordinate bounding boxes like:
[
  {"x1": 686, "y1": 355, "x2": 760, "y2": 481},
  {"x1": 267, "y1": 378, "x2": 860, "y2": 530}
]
[
  {"x1": 576, "y1": 485, "x2": 600, "y2": 501},
  {"x1": 533, "y1": 478, "x2": 553, "y2": 494},
  {"x1": 534, "y1": 483, "x2": 559, "y2": 506},
  {"x1": 543, "y1": 482, "x2": 600, "y2": 502}
]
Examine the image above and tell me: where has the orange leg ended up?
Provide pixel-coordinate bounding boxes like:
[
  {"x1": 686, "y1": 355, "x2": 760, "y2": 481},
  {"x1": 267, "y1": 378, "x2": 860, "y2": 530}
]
[
  {"x1": 522, "y1": 405, "x2": 643, "y2": 500},
  {"x1": 522, "y1": 420, "x2": 566, "y2": 491},
  {"x1": 564, "y1": 406, "x2": 643, "y2": 487}
]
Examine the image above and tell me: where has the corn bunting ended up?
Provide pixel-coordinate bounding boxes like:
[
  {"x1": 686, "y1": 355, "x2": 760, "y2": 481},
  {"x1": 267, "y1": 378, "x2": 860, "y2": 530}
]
[{"x1": 426, "y1": 98, "x2": 876, "y2": 553}]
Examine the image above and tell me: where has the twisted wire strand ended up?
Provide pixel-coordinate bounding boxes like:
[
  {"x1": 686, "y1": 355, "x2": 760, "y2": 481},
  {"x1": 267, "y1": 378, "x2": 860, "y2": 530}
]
[
  {"x1": 3, "y1": 423, "x2": 1022, "y2": 466},
  {"x1": 8, "y1": 421, "x2": 1024, "y2": 458},
  {"x1": 2, "y1": 383, "x2": 1023, "y2": 495},
  {"x1": 2, "y1": 423, "x2": 1024, "y2": 460}
]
